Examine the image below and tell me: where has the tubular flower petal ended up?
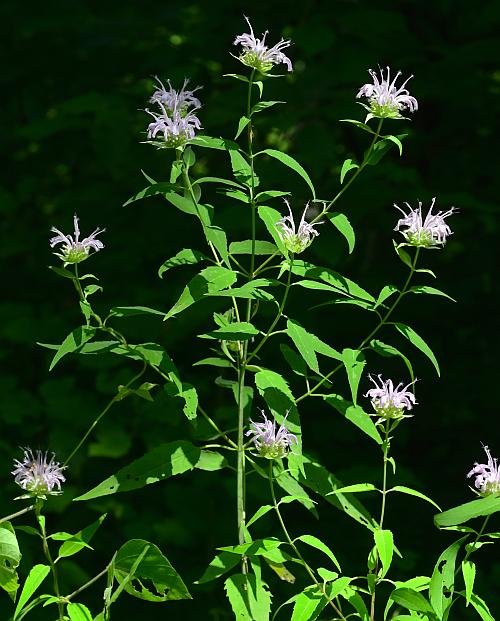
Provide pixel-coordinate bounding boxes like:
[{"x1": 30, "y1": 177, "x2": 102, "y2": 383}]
[
  {"x1": 365, "y1": 374, "x2": 417, "y2": 421},
  {"x1": 357, "y1": 66, "x2": 418, "y2": 119},
  {"x1": 12, "y1": 448, "x2": 66, "y2": 497},
  {"x1": 468, "y1": 445, "x2": 500, "y2": 496},
  {"x1": 144, "y1": 77, "x2": 202, "y2": 148},
  {"x1": 276, "y1": 200, "x2": 320, "y2": 255},
  {"x1": 233, "y1": 16, "x2": 292, "y2": 74},
  {"x1": 394, "y1": 198, "x2": 456, "y2": 248},
  {"x1": 246, "y1": 409, "x2": 298, "y2": 459},
  {"x1": 49, "y1": 213, "x2": 105, "y2": 264}
]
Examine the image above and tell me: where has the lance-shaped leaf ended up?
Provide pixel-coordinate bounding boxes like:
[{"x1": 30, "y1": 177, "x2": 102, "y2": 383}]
[
  {"x1": 341, "y1": 348, "x2": 366, "y2": 405},
  {"x1": 219, "y1": 538, "x2": 282, "y2": 557},
  {"x1": 48, "y1": 326, "x2": 97, "y2": 371},
  {"x1": 369, "y1": 339, "x2": 415, "y2": 382},
  {"x1": 257, "y1": 149, "x2": 316, "y2": 198},
  {"x1": 374, "y1": 529, "x2": 394, "y2": 578},
  {"x1": 325, "y1": 212, "x2": 355, "y2": 253},
  {"x1": 109, "y1": 306, "x2": 164, "y2": 318},
  {"x1": 224, "y1": 574, "x2": 271, "y2": 621},
  {"x1": 229, "y1": 239, "x2": 278, "y2": 255},
  {"x1": 390, "y1": 588, "x2": 436, "y2": 615},
  {"x1": 200, "y1": 322, "x2": 259, "y2": 341},
  {"x1": 294, "y1": 534, "x2": 341, "y2": 572},
  {"x1": 258, "y1": 205, "x2": 288, "y2": 256},
  {"x1": 290, "y1": 260, "x2": 374, "y2": 302},
  {"x1": 286, "y1": 319, "x2": 341, "y2": 374},
  {"x1": 74, "y1": 441, "x2": 200, "y2": 501},
  {"x1": 434, "y1": 494, "x2": 500, "y2": 527},
  {"x1": 67, "y1": 603, "x2": 93, "y2": 621},
  {"x1": 324, "y1": 395, "x2": 381, "y2": 444},
  {"x1": 165, "y1": 266, "x2": 237, "y2": 319},
  {"x1": 291, "y1": 578, "x2": 352, "y2": 621},
  {"x1": 56, "y1": 514, "x2": 107, "y2": 559},
  {"x1": 254, "y1": 369, "x2": 301, "y2": 442},
  {"x1": 340, "y1": 158, "x2": 359, "y2": 184},
  {"x1": 114, "y1": 539, "x2": 191, "y2": 601},
  {"x1": 13, "y1": 564, "x2": 50, "y2": 620},
  {"x1": 123, "y1": 182, "x2": 178, "y2": 207},
  {"x1": 195, "y1": 551, "x2": 241, "y2": 584},
  {"x1": 429, "y1": 537, "x2": 467, "y2": 618},
  {"x1": 392, "y1": 322, "x2": 440, "y2": 376},
  {"x1": 0, "y1": 522, "x2": 20, "y2": 597}
]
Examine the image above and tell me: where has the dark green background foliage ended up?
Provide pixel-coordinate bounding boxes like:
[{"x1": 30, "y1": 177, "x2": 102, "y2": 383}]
[{"x1": 1, "y1": 0, "x2": 499, "y2": 618}]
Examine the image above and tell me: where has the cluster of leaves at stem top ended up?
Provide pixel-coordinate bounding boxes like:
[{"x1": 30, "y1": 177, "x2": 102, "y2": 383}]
[{"x1": 3, "y1": 14, "x2": 498, "y2": 621}]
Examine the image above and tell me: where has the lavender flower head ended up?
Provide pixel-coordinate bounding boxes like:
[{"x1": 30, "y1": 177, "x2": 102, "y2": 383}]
[
  {"x1": 357, "y1": 67, "x2": 418, "y2": 120},
  {"x1": 12, "y1": 448, "x2": 66, "y2": 497},
  {"x1": 468, "y1": 445, "x2": 500, "y2": 496},
  {"x1": 394, "y1": 198, "x2": 456, "y2": 249},
  {"x1": 144, "y1": 77, "x2": 202, "y2": 148},
  {"x1": 50, "y1": 214, "x2": 105, "y2": 264},
  {"x1": 366, "y1": 374, "x2": 417, "y2": 421},
  {"x1": 276, "y1": 200, "x2": 320, "y2": 255},
  {"x1": 233, "y1": 17, "x2": 292, "y2": 74},
  {"x1": 246, "y1": 409, "x2": 298, "y2": 459}
]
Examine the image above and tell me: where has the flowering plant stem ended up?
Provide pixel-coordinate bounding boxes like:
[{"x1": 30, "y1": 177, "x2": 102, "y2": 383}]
[
  {"x1": 297, "y1": 246, "x2": 421, "y2": 402},
  {"x1": 35, "y1": 501, "x2": 64, "y2": 621},
  {"x1": 0, "y1": 504, "x2": 34, "y2": 525},
  {"x1": 268, "y1": 462, "x2": 347, "y2": 621},
  {"x1": 370, "y1": 418, "x2": 392, "y2": 621}
]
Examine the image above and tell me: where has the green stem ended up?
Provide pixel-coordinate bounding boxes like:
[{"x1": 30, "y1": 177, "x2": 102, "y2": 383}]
[
  {"x1": 297, "y1": 246, "x2": 420, "y2": 402},
  {"x1": 312, "y1": 119, "x2": 383, "y2": 225},
  {"x1": 246, "y1": 259, "x2": 293, "y2": 365},
  {"x1": 66, "y1": 563, "x2": 111, "y2": 601},
  {"x1": 64, "y1": 362, "x2": 147, "y2": 466},
  {"x1": 455, "y1": 515, "x2": 491, "y2": 578},
  {"x1": 269, "y1": 463, "x2": 347, "y2": 621},
  {"x1": 36, "y1": 503, "x2": 64, "y2": 621},
  {"x1": 0, "y1": 504, "x2": 34, "y2": 525},
  {"x1": 370, "y1": 419, "x2": 391, "y2": 621}
]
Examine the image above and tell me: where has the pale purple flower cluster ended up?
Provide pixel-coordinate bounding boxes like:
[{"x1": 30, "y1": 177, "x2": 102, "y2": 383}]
[
  {"x1": 50, "y1": 213, "x2": 105, "y2": 264},
  {"x1": 12, "y1": 448, "x2": 66, "y2": 496},
  {"x1": 468, "y1": 445, "x2": 500, "y2": 496},
  {"x1": 234, "y1": 17, "x2": 292, "y2": 74},
  {"x1": 246, "y1": 409, "x2": 298, "y2": 459},
  {"x1": 276, "y1": 200, "x2": 320, "y2": 255},
  {"x1": 395, "y1": 198, "x2": 456, "y2": 248},
  {"x1": 366, "y1": 374, "x2": 416, "y2": 421},
  {"x1": 357, "y1": 67, "x2": 418, "y2": 119},
  {"x1": 145, "y1": 77, "x2": 202, "y2": 148}
]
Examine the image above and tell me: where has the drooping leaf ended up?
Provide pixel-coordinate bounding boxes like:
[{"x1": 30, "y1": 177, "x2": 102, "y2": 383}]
[
  {"x1": 389, "y1": 486, "x2": 441, "y2": 511},
  {"x1": 393, "y1": 322, "x2": 440, "y2": 376},
  {"x1": 341, "y1": 348, "x2": 366, "y2": 405},
  {"x1": 254, "y1": 369, "x2": 301, "y2": 441},
  {"x1": 290, "y1": 260, "x2": 374, "y2": 302},
  {"x1": 0, "y1": 522, "x2": 21, "y2": 597},
  {"x1": 258, "y1": 205, "x2": 288, "y2": 256},
  {"x1": 195, "y1": 551, "x2": 241, "y2": 584},
  {"x1": 374, "y1": 529, "x2": 394, "y2": 578},
  {"x1": 325, "y1": 212, "x2": 355, "y2": 253},
  {"x1": 13, "y1": 564, "x2": 50, "y2": 619},
  {"x1": 113, "y1": 539, "x2": 191, "y2": 601},
  {"x1": 294, "y1": 534, "x2": 341, "y2": 572},
  {"x1": 462, "y1": 560, "x2": 476, "y2": 606},
  {"x1": 75, "y1": 441, "x2": 200, "y2": 501},
  {"x1": 257, "y1": 149, "x2": 316, "y2": 198},
  {"x1": 340, "y1": 158, "x2": 359, "y2": 184},
  {"x1": 369, "y1": 339, "x2": 415, "y2": 382},
  {"x1": 429, "y1": 537, "x2": 466, "y2": 618},
  {"x1": 109, "y1": 306, "x2": 164, "y2": 318},
  {"x1": 324, "y1": 395, "x2": 381, "y2": 444},
  {"x1": 123, "y1": 182, "x2": 178, "y2": 207}
]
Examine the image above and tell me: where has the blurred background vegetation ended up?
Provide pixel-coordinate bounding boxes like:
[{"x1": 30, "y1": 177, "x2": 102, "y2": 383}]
[{"x1": 1, "y1": 0, "x2": 499, "y2": 618}]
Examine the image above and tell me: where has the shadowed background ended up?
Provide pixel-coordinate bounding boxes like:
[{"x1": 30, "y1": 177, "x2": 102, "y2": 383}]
[{"x1": 1, "y1": 0, "x2": 499, "y2": 618}]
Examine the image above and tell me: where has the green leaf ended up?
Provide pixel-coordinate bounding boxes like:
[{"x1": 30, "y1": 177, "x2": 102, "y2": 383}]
[
  {"x1": 230, "y1": 150, "x2": 256, "y2": 187},
  {"x1": 325, "y1": 212, "x2": 355, "y2": 253},
  {"x1": 224, "y1": 574, "x2": 271, "y2": 621},
  {"x1": 250, "y1": 100, "x2": 284, "y2": 115},
  {"x1": 340, "y1": 119, "x2": 376, "y2": 134},
  {"x1": 75, "y1": 441, "x2": 200, "y2": 500},
  {"x1": 165, "y1": 266, "x2": 237, "y2": 319},
  {"x1": 211, "y1": 279, "x2": 277, "y2": 302},
  {"x1": 457, "y1": 591, "x2": 495, "y2": 621},
  {"x1": 325, "y1": 397, "x2": 382, "y2": 444},
  {"x1": 408, "y1": 285, "x2": 455, "y2": 302},
  {"x1": 205, "y1": 225, "x2": 230, "y2": 267},
  {"x1": 255, "y1": 190, "x2": 290, "y2": 203},
  {"x1": 192, "y1": 176, "x2": 244, "y2": 189},
  {"x1": 341, "y1": 348, "x2": 366, "y2": 405},
  {"x1": 294, "y1": 534, "x2": 341, "y2": 572},
  {"x1": 158, "y1": 248, "x2": 207, "y2": 278},
  {"x1": 272, "y1": 463, "x2": 317, "y2": 515},
  {"x1": 235, "y1": 115, "x2": 250, "y2": 139},
  {"x1": 258, "y1": 205, "x2": 288, "y2": 256},
  {"x1": 67, "y1": 603, "x2": 93, "y2": 621},
  {"x1": 229, "y1": 240, "x2": 278, "y2": 255},
  {"x1": 369, "y1": 339, "x2": 414, "y2": 382},
  {"x1": 49, "y1": 265, "x2": 78, "y2": 280},
  {"x1": 435, "y1": 494, "x2": 500, "y2": 527},
  {"x1": 390, "y1": 588, "x2": 435, "y2": 615},
  {"x1": 327, "y1": 483, "x2": 378, "y2": 495},
  {"x1": 389, "y1": 486, "x2": 441, "y2": 511},
  {"x1": 57, "y1": 514, "x2": 107, "y2": 560},
  {"x1": 109, "y1": 306, "x2": 164, "y2": 318},
  {"x1": 374, "y1": 284, "x2": 399, "y2": 309},
  {"x1": 49, "y1": 326, "x2": 97, "y2": 371},
  {"x1": 281, "y1": 344, "x2": 308, "y2": 377},
  {"x1": 163, "y1": 192, "x2": 213, "y2": 225},
  {"x1": 195, "y1": 450, "x2": 227, "y2": 472},
  {"x1": 189, "y1": 135, "x2": 239, "y2": 151},
  {"x1": 13, "y1": 564, "x2": 50, "y2": 619},
  {"x1": 257, "y1": 149, "x2": 316, "y2": 198},
  {"x1": 0, "y1": 522, "x2": 20, "y2": 597},
  {"x1": 393, "y1": 322, "x2": 440, "y2": 376},
  {"x1": 393, "y1": 240, "x2": 413, "y2": 269},
  {"x1": 340, "y1": 158, "x2": 359, "y2": 184},
  {"x1": 290, "y1": 260, "x2": 374, "y2": 302},
  {"x1": 195, "y1": 551, "x2": 241, "y2": 584},
  {"x1": 429, "y1": 537, "x2": 466, "y2": 618},
  {"x1": 291, "y1": 579, "x2": 352, "y2": 621},
  {"x1": 114, "y1": 539, "x2": 191, "y2": 601},
  {"x1": 254, "y1": 369, "x2": 301, "y2": 441},
  {"x1": 374, "y1": 529, "x2": 394, "y2": 579},
  {"x1": 219, "y1": 538, "x2": 282, "y2": 556},
  {"x1": 462, "y1": 560, "x2": 476, "y2": 606},
  {"x1": 246, "y1": 505, "x2": 274, "y2": 528},
  {"x1": 123, "y1": 182, "x2": 178, "y2": 207},
  {"x1": 286, "y1": 319, "x2": 341, "y2": 374},
  {"x1": 200, "y1": 321, "x2": 259, "y2": 341},
  {"x1": 288, "y1": 452, "x2": 377, "y2": 531},
  {"x1": 193, "y1": 357, "x2": 233, "y2": 369}
]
